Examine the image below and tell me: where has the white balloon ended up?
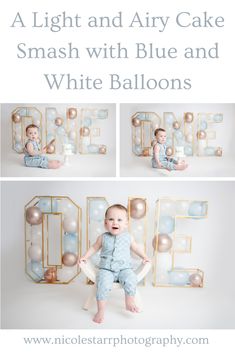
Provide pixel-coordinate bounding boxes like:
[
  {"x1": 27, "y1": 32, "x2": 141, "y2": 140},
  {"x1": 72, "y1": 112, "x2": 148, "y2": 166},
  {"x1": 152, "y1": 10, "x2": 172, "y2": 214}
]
[
  {"x1": 63, "y1": 217, "x2": 78, "y2": 233},
  {"x1": 31, "y1": 227, "x2": 42, "y2": 245},
  {"x1": 175, "y1": 200, "x2": 189, "y2": 215},
  {"x1": 186, "y1": 133, "x2": 193, "y2": 143},
  {"x1": 69, "y1": 131, "x2": 76, "y2": 140},
  {"x1": 15, "y1": 134, "x2": 22, "y2": 143},
  {"x1": 28, "y1": 245, "x2": 42, "y2": 261},
  {"x1": 135, "y1": 137, "x2": 141, "y2": 145},
  {"x1": 160, "y1": 200, "x2": 175, "y2": 216}
]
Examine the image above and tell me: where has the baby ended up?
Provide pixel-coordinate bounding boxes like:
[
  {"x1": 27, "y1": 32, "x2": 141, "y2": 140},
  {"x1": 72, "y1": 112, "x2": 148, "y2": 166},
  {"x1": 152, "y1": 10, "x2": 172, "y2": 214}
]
[
  {"x1": 24, "y1": 124, "x2": 61, "y2": 169},
  {"x1": 152, "y1": 128, "x2": 188, "y2": 171},
  {"x1": 79, "y1": 204, "x2": 150, "y2": 324}
]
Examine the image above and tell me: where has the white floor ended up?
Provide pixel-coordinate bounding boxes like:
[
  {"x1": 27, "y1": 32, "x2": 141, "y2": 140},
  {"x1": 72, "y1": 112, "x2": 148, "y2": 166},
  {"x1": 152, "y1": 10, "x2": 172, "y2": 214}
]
[
  {"x1": 2, "y1": 272, "x2": 234, "y2": 330},
  {"x1": 1, "y1": 152, "x2": 116, "y2": 177},
  {"x1": 120, "y1": 156, "x2": 235, "y2": 177}
]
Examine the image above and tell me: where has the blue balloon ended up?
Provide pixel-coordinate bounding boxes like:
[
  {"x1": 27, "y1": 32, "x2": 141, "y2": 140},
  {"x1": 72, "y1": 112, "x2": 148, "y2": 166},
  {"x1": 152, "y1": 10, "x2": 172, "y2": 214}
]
[
  {"x1": 56, "y1": 127, "x2": 66, "y2": 136},
  {"x1": 200, "y1": 120, "x2": 208, "y2": 130},
  {"x1": 84, "y1": 118, "x2": 92, "y2": 127},
  {"x1": 90, "y1": 199, "x2": 108, "y2": 222},
  {"x1": 46, "y1": 108, "x2": 57, "y2": 120},
  {"x1": 169, "y1": 270, "x2": 189, "y2": 285},
  {"x1": 64, "y1": 233, "x2": 78, "y2": 253},
  {"x1": 204, "y1": 146, "x2": 215, "y2": 156},
  {"x1": 188, "y1": 201, "x2": 207, "y2": 217},
  {"x1": 88, "y1": 144, "x2": 99, "y2": 154},
  {"x1": 213, "y1": 114, "x2": 223, "y2": 123},
  {"x1": 47, "y1": 133, "x2": 55, "y2": 143},
  {"x1": 133, "y1": 145, "x2": 143, "y2": 156},
  {"x1": 27, "y1": 261, "x2": 44, "y2": 281},
  {"x1": 174, "y1": 130, "x2": 184, "y2": 141},
  {"x1": 15, "y1": 143, "x2": 23, "y2": 153},
  {"x1": 166, "y1": 138, "x2": 173, "y2": 147},
  {"x1": 184, "y1": 145, "x2": 193, "y2": 156},
  {"x1": 97, "y1": 109, "x2": 108, "y2": 119},
  {"x1": 165, "y1": 113, "x2": 174, "y2": 125},
  {"x1": 38, "y1": 198, "x2": 58, "y2": 213},
  {"x1": 159, "y1": 216, "x2": 175, "y2": 234}
]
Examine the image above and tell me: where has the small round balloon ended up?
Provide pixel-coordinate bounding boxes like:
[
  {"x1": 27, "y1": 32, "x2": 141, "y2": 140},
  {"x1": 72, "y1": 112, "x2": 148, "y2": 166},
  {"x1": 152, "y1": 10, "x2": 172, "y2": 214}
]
[
  {"x1": 99, "y1": 145, "x2": 107, "y2": 154},
  {"x1": 132, "y1": 117, "x2": 141, "y2": 127},
  {"x1": 159, "y1": 216, "x2": 175, "y2": 234},
  {"x1": 184, "y1": 112, "x2": 194, "y2": 123},
  {"x1": 28, "y1": 245, "x2": 42, "y2": 262},
  {"x1": 157, "y1": 234, "x2": 173, "y2": 252},
  {"x1": 173, "y1": 121, "x2": 181, "y2": 130},
  {"x1": 188, "y1": 201, "x2": 207, "y2": 217},
  {"x1": 166, "y1": 146, "x2": 173, "y2": 157},
  {"x1": 63, "y1": 217, "x2": 78, "y2": 233},
  {"x1": 68, "y1": 108, "x2": 77, "y2": 119},
  {"x1": 47, "y1": 144, "x2": 55, "y2": 154},
  {"x1": 44, "y1": 268, "x2": 57, "y2": 283},
  {"x1": 189, "y1": 273, "x2": 203, "y2": 287},
  {"x1": 26, "y1": 206, "x2": 42, "y2": 225},
  {"x1": 143, "y1": 148, "x2": 150, "y2": 156},
  {"x1": 130, "y1": 198, "x2": 146, "y2": 219},
  {"x1": 169, "y1": 271, "x2": 189, "y2": 285},
  {"x1": 62, "y1": 252, "x2": 78, "y2": 267},
  {"x1": 12, "y1": 113, "x2": 21, "y2": 123},
  {"x1": 64, "y1": 233, "x2": 78, "y2": 253},
  {"x1": 215, "y1": 147, "x2": 222, "y2": 157},
  {"x1": 68, "y1": 130, "x2": 77, "y2": 140},
  {"x1": 197, "y1": 130, "x2": 207, "y2": 140},
  {"x1": 55, "y1": 117, "x2": 63, "y2": 127},
  {"x1": 80, "y1": 127, "x2": 90, "y2": 137}
]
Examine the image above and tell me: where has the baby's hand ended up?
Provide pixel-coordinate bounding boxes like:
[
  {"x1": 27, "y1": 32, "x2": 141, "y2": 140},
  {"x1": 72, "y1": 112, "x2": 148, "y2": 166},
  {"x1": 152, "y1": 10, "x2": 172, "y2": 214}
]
[
  {"x1": 42, "y1": 146, "x2": 47, "y2": 153},
  {"x1": 78, "y1": 257, "x2": 87, "y2": 264},
  {"x1": 142, "y1": 257, "x2": 151, "y2": 264}
]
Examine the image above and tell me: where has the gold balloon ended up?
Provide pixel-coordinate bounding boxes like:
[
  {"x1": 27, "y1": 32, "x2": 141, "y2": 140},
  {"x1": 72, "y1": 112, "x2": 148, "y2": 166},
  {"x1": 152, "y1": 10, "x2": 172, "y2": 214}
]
[
  {"x1": 130, "y1": 198, "x2": 146, "y2": 219},
  {"x1": 184, "y1": 112, "x2": 194, "y2": 123},
  {"x1": 26, "y1": 206, "x2": 42, "y2": 225},
  {"x1": 68, "y1": 108, "x2": 77, "y2": 119},
  {"x1": 189, "y1": 273, "x2": 203, "y2": 287},
  {"x1": 173, "y1": 121, "x2": 181, "y2": 130},
  {"x1": 47, "y1": 144, "x2": 55, "y2": 154},
  {"x1": 143, "y1": 148, "x2": 150, "y2": 157},
  {"x1": 166, "y1": 146, "x2": 173, "y2": 156},
  {"x1": 215, "y1": 147, "x2": 222, "y2": 157},
  {"x1": 80, "y1": 127, "x2": 90, "y2": 136},
  {"x1": 62, "y1": 252, "x2": 78, "y2": 267},
  {"x1": 157, "y1": 234, "x2": 173, "y2": 252},
  {"x1": 99, "y1": 145, "x2": 107, "y2": 154},
  {"x1": 55, "y1": 117, "x2": 63, "y2": 126},
  {"x1": 197, "y1": 130, "x2": 207, "y2": 140},
  {"x1": 44, "y1": 268, "x2": 57, "y2": 283},
  {"x1": 132, "y1": 117, "x2": 141, "y2": 127},
  {"x1": 12, "y1": 113, "x2": 21, "y2": 123}
]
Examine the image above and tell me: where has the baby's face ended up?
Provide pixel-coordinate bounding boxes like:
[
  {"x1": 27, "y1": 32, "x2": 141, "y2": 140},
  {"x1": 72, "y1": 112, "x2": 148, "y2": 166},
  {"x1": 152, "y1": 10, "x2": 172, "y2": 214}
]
[
  {"x1": 104, "y1": 208, "x2": 128, "y2": 235},
  {"x1": 26, "y1": 127, "x2": 39, "y2": 141},
  {"x1": 156, "y1": 131, "x2": 166, "y2": 144}
]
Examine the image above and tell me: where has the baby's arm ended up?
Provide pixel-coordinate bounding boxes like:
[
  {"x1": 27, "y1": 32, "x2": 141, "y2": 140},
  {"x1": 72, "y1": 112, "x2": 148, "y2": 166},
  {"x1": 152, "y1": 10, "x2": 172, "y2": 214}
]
[
  {"x1": 79, "y1": 235, "x2": 102, "y2": 263},
  {"x1": 153, "y1": 144, "x2": 163, "y2": 168},
  {"x1": 130, "y1": 237, "x2": 150, "y2": 263},
  {"x1": 25, "y1": 142, "x2": 41, "y2": 156}
]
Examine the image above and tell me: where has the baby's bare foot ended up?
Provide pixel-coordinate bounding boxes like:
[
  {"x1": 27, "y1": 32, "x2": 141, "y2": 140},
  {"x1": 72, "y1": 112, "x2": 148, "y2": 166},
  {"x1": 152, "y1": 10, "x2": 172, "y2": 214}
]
[
  {"x1": 93, "y1": 310, "x2": 104, "y2": 324},
  {"x1": 125, "y1": 296, "x2": 140, "y2": 313}
]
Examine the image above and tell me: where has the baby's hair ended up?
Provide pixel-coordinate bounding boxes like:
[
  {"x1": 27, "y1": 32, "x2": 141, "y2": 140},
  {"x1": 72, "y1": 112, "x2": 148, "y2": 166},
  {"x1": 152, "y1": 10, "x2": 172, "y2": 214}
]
[
  {"x1": 154, "y1": 128, "x2": 166, "y2": 137},
  {"x1": 105, "y1": 204, "x2": 128, "y2": 218},
  {"x1": 26, "y1": 124, "x2": 39, "y2": 133}
]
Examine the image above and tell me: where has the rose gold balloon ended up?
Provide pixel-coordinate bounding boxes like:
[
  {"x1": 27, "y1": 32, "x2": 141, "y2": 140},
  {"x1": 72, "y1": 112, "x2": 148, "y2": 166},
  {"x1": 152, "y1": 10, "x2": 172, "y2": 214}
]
[
  {"x1": 99, "y1": 145, "x2": 107, "y2": 154},
  {"x1": 130, "y1": 198, "x2": 146, "y2": 219},
  {"x1": 80, "y1": 127, "x2": 90, "y2": 137},
  {"x1": 26, "y1": 206, "x2": 42, "y2": 225},
  {"x1": 44, "y1": 268, "x2": 57, "y2": 283},
  {"x1": 68, "y1": 108, "x2": 77, "y2": 119},
  {"x1": 12, "y1": 113, "x2": 21, "y2": 123},
  {"x1": 143, "y1": 148, "x2": 150, "y2": 157},
  {"x1": 132, "y1": 117, "x2": 141, "y2": 127},
  {"x1": 184, "y1": 112, "x2": 194, "y2": 123},
  {"x1": 215, "y1": 147, "x2": 222, "y2": 157},
  {"x1": 46, "y1": 144, "x2": 55, "y2": 154},
  {"x1": 62, "y1": 252, "x2": 78, "y2": 267},
  {"x1": 197, "y1": 130, "x2": 207, "y2": 140},
  {"x1": 166, "y1": 146, "x2": 173, "y2": 156},
  {"x1": 189, "y1": 273, "x2": 203, "y2": 287},
  {"x1": 173, "y1": 121, "x2": 181, "y2": 130},
  {"x1": 157, "y1": 234, "x2": 173, "y2": 252},
  {"x1": 55, "y1": 117, "x2": 63, "y2": 126}
]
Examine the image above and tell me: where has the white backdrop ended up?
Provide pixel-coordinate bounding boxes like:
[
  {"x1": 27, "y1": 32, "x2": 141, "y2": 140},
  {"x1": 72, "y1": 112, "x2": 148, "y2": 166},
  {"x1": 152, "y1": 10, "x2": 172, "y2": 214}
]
[
  {"x1": 120, "y1": 103, "x2": 235, "y2": 177},
  {"x1": 1, "y1": 180, "x2": 235, "y2": 329},
  {"x1": 1, "y1": 103, "x2": 116, "y2": 177}
]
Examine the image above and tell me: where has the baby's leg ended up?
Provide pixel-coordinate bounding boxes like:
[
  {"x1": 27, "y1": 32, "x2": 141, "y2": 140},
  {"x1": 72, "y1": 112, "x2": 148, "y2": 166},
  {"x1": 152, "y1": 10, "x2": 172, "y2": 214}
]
[
  {"x1": 118, "y1": 269, "x2": 139, "y2": 313},
  {"x1": 48, "y1": 160, "x2": 61, "y2": 169},
  {"x1": 174, "y1": 163, "x2": 188, "y2": 170},
  {"x1": 95, "y1": 269, "x2": 114, "y2": 323}
]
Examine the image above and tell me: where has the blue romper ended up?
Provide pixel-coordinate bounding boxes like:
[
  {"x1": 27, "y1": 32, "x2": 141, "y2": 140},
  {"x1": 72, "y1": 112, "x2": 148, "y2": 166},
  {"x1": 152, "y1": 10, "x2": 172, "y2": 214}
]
[
  {"x1": 152, "y1": 142, "x2": 177, "y2": 171},
  {"x1": 96, "y1": 232, "x2": 137, "y2": 301},
  {"x1": 24, "y1": 140, "x2": 49, "y2": 169}
]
